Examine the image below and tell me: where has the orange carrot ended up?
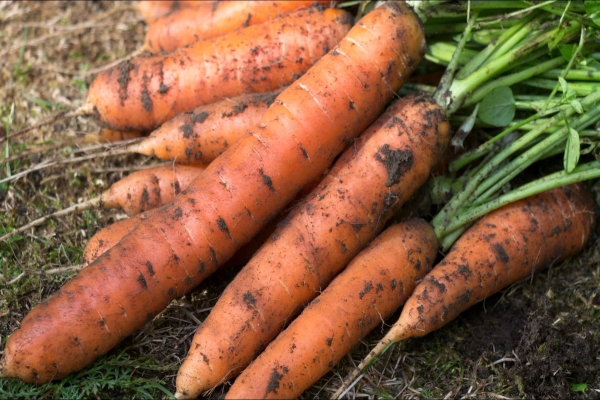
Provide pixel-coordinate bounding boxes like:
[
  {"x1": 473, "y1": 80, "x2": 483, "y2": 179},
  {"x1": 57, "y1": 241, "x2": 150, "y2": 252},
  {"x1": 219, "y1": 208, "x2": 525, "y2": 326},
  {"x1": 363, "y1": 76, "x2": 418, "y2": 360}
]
[
  {"x1": 84, "y1": 128, "x2": 144, "y2": 143},
  {"x1": 144, "y1": 1, "x2": 334, "y2": 53},
  {"x1": 88, "y1": 7, "x2": 352, "y2": 132},
  {"x1": 128, "y1": 90, "x2": 281, "y2": 164},
  {"x1": 225, "y1": 219, "x2": 438, "y2": 399},
  {"x1": 0, "y1": 163, "x2": 207, "y2": 244},
  {"x1": 83, "y1": 167, "x2": 326, "y2": 264},
  {"x1": 99, "y1": 163, "x2": 207, "y2": 216},
  {"x1": 333, "y1": 183, "x2": 596, "y2": 398},
  {"x1": 0, "y1": 1, "x2": 425, "y2": 384},
  {"x1": 175, "y1": 93, "x2": 450, "y2": 398},
  {"x1": 137, "y1": 1, "x2": 207, "y2": 24}
]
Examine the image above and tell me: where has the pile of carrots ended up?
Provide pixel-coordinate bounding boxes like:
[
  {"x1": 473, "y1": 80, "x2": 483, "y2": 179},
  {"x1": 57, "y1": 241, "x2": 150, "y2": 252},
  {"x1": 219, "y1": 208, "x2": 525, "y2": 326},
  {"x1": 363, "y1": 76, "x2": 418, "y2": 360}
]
[{"x1": 2, "y1": 1, "x2": 599, "y2": 398}]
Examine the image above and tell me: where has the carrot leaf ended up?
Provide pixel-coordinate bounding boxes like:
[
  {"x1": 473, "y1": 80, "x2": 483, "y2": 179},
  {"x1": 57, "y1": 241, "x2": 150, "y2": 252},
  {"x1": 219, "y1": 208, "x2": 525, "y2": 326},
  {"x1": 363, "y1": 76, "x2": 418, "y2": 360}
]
[{"x1": 478, "y1": 86, "x2": 515, "y2": 127}]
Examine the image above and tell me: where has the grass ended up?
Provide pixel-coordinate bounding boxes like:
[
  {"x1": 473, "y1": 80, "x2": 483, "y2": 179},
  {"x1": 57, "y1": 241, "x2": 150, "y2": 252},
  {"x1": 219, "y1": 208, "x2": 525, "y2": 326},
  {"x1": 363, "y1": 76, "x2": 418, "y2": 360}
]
[{"x1": 0, "y1": 1, "x2": 599, "y2": 399}]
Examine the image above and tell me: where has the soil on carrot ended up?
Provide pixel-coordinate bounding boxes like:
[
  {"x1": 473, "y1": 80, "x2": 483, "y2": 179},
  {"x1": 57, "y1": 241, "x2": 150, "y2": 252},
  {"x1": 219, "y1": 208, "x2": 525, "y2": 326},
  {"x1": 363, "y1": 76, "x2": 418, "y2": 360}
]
[{"x1": 0, "y1": 2, "x2": 598, "y2": 399}]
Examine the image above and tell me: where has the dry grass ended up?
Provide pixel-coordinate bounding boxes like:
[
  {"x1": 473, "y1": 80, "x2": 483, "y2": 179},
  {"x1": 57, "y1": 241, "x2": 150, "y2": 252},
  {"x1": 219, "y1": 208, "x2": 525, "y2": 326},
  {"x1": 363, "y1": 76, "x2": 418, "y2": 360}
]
[{"x1": 0, "y1": 1, "x2": 599, "y2": 399}]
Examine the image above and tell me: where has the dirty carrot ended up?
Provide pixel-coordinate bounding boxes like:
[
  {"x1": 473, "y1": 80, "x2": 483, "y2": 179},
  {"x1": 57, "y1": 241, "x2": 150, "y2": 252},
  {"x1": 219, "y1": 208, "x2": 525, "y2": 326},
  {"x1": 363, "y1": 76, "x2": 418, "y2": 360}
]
[
  {"x1": 88, "y1": 7, "x2": 351, "y2": 132},
  {"x1": 0, "y1": 0, "x2": 425, "y2": 384},
  {"x1": 128, "y1": 90, "x2": 281, "y2": 164},
  {"x1": 0, "y1": 163, "x2": 207, "y2": 243},
  {"x1": 333, "y1": 184, "x2": 596, "y2": 398},
  {"x1": 83, "y1": 168, "x2": 327, "y2": 265},
  {"x1": 144, "y1": 1, "x2": 334, "y2": 53},
  {"x1": 175, "y1": 92, "x2": 449, "y2": 398},
  {"x1": 225, "y1": 219, "x2": 439, "y2": 399},
  {"x1": 6, "y1": 6, "x2": 351, "y2": 139}
]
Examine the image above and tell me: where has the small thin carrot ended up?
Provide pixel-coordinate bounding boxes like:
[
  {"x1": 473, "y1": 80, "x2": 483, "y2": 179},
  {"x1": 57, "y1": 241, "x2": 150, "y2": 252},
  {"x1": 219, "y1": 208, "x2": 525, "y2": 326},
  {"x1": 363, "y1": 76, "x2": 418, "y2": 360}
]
[
  {"x1": 0, "y1": 163, "x2": 206, "y2": 243},
  {"x1": 144, "y1": 1, "x2": 334, "y2": 53},
  {"x1": 175, "y1": 92, "x2": 449, "y2": 398},
  {"x1": 225, "y1": 219, "x2": 439, "y2": 399},
  {"x1": 128, "y1": 90, "x2": 281, "y2": 164},
  {"x1": 0, "y1": 1, "x2": 424, "y2": 384},
  {"x1": 332, "y1": 184, "x2": 596, "y2": 398}
]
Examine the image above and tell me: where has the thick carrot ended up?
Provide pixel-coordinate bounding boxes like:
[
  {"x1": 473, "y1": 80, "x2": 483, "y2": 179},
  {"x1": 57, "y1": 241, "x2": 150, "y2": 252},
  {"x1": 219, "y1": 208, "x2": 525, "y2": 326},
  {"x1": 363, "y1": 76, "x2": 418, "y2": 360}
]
[
  {"x1": 0, "y1": 1, "x2": 425, "y2": 384},
  {"x1": 225, "y1": 219, "x2": 438, "y2": 399},
  {"x1": 175, "y1": 93, "x2": 450, "y2": 398},
  {"x1": 83, "y1": 213, "x2": 148, "y2": 264},
  {"x1": 88, "y1": 7, "x2": 352, "y2": 132},
  {"x1": 332, "y1": 183, "x2": 596, "y2": 398},
  {"x1": 144, "y1": 1, "x2": 334, "y2": 53},
  {"x1": 83, "y1": 168, "x2": 326, "y2": 264},
  {"x1": 128, "y1": 90, "x2": 281, "y2": 164}
]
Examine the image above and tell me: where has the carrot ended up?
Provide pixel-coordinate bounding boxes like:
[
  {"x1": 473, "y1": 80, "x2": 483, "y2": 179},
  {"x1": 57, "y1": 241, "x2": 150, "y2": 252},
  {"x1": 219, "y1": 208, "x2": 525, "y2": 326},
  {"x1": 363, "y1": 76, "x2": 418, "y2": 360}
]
[
  {"x1": 83, "y1": 213, "x2": 149, "y2": 264},
  {"x1": 128, "y1": 90, "x2": 281, "y2": 164},
  {"x1": 83, "y1": 168, "x2": 327, "y2": 264},
  {"x1": 0, "y1": 163, "x2": 207, "y2": 243},
  {"x1": 85, "y1": 128, "x2": 144, "y2": 143},
  {"x1": 332, "y1": 183, "x2": 596, "y2": 398},
  {"x1": 88, "y1": 7, "x2": 352, "y2": 132},
  {"x1": 174, "y1": 92, "x2": 450, "y2": 398},
  {"x1": 144, "y1": 1, "x2": 334, "y2": 53},
  {"x1": 0, "y1": 0, "x2": 425, "y2": 384},
  {"x1": 137, "y1": 1, "x2": 207, "y2": 24},
  {"x1": 225, "y1": 219, "x2": 439, "y2": 399}
]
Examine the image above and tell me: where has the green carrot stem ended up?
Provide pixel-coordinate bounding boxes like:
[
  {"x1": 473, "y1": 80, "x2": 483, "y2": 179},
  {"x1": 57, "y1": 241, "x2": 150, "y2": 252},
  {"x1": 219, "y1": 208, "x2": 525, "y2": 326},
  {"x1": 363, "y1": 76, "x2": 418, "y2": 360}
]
[
  {"x1": 438, "y1": 160, "x2": 600, "y2": 250},
  {"x1": 542, "y1": 69, "x2": 600, "y2": 81},
  {"x1": 432, "y1": 88, "x2": 600, "y2": 238},
  {"x1": 444, "y1": 21, "x2": 580, "y2": 115},
  {"x1": 449, "y1": 113, "x2": 547, "y2": 172},
  {"x1": 463, "y1": 56, "x2": 566, "y2": 108},
  {"x1": 473, "y1": 105, "x2": 600, "y2": 199},
  {"x1": 454, "y1": 12, "x2": 538, "y2": 80},
  {"x1": 433, "y1": 11, "x2": 480, "y2": 109}
]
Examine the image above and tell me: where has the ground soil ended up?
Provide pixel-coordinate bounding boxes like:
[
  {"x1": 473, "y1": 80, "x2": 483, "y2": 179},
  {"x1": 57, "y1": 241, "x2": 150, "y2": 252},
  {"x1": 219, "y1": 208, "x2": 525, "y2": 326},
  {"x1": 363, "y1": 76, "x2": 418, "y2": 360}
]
[{"x1": 0, "y1": 2, "x2": 599, "y2": 399}]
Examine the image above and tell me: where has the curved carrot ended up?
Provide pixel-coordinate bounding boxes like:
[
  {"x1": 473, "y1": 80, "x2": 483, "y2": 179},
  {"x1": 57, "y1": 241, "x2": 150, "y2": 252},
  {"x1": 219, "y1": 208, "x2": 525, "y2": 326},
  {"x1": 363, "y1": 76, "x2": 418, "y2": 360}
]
[
  {"x1": 88, "y1": 7, "x2": 352, "y2": 131},
  {"x1": 128, "y1": 90, "x2": 281, "y2": 164},
  {"x1": 0, "y1": 1, "x2": 425, "y2": 384},
  {"x1": 144, "y1": 1, "x2": 334, "y2": 53},
  {"x1": 225, "y1": 219, "x2": 438, "y2": 399},
  {"x1": 175, "y1": 93, "x2": 450, "y2": 398},
  {"x1": 333, "y1": 183, "x2": 596, "y2": 397}
]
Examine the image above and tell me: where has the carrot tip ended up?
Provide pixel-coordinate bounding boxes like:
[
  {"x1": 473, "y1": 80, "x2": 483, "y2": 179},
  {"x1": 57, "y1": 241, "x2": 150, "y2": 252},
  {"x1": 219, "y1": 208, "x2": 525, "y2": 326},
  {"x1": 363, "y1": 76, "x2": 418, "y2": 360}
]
[{"x1": 173, "y1": 391, "x2": 188, "y2": 400}]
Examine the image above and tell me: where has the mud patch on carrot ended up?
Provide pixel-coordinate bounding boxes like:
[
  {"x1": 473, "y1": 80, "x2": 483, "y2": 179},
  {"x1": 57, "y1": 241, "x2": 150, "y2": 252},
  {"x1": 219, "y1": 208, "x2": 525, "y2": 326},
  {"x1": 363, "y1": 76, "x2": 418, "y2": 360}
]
[
  {"x1": 265, "y1": 366, "x2": 288, "y2": 396},
  {"x1": 117, "y1": 59, "x2": 133, "y2": 104},
  {"x1": 374, "y1": 144, "x2": 414, "y2": 186},
  {"x1": 259, "y1": 168, "x2": 275, "y2": 192}
]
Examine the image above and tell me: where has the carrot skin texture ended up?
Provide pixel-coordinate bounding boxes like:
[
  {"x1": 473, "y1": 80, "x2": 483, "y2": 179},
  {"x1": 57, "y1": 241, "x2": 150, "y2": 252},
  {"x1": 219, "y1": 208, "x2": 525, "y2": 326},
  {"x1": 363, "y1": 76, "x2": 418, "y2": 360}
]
[
  {"x1": 0, "y1": 1, "x2": 424, "y2": 384},
  {"x1": 145, "y1": 1, "x2": 334, "y2": 53},
  {"x1": 88, "y1": 7, "x2": 352, "y2": 132},
  {"x1": 129, "y1": 90, "x2": 281, "y2": 164},
  {"x1": 83, "y1": 213, "x2": 148, "y2": 264},
  {"x1": 100, "y1": 164, "x2": 207, "y2": 216},
  {"x1": 226, "y1": 219, "x2": 438, "y2": 399},
  {"x1": 175, "y1": 92, "x2": 449, "y2": 397}
]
